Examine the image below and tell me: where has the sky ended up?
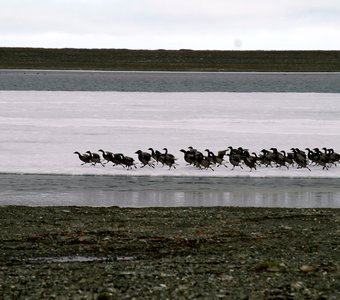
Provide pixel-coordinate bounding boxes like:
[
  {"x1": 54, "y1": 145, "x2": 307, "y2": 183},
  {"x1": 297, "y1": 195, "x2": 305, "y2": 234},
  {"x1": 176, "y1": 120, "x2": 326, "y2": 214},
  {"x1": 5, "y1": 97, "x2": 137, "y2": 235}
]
[{"x1": 1, "y1": 0, "x2": 340, "y2": 50}]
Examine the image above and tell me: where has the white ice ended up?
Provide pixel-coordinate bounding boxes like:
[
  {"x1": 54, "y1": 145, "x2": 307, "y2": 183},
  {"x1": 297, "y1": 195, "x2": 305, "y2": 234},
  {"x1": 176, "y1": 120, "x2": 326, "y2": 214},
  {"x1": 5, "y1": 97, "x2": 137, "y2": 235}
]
[{"x1": 1, "y1": 91, "x2": 340, "y2": 178}]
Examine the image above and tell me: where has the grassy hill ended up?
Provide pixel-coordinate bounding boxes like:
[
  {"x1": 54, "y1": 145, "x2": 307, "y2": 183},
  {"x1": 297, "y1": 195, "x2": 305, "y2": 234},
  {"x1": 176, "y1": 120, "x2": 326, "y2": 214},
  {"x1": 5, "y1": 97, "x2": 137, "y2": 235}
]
[{"x1": 1, "y1": 47, "x2": 340, "y2": 71}]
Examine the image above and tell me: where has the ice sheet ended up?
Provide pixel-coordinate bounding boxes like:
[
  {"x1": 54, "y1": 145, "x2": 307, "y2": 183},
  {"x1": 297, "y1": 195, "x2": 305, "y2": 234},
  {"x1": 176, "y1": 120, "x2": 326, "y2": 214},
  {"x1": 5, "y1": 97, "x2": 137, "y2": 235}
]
[{"x1": 1, "y1": 91, "x2": 340, "y2": 178}]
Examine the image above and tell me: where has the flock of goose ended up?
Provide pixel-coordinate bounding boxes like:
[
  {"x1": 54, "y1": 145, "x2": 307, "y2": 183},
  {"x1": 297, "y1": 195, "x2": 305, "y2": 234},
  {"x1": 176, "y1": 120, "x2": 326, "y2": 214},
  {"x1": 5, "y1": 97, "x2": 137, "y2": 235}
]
[{"x1": 74, "y1": 146, "x2": 340, "y2": 171}]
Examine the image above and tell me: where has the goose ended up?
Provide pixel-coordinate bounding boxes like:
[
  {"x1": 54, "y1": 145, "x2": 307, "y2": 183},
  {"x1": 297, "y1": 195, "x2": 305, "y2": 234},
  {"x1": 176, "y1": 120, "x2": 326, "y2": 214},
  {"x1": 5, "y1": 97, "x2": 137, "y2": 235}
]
[
  {"x1": 281, "y1": 150, "x2": 294, "y2": 167},
  {"x1": 227, "y1": 146, "x2": 244, "y2": 156},
  {"x1": 118, "y1": 154, "x2": 137, "y2": 170},
  {"x1": 227, "y1": 151, "x2": 243, "y2": 170},
  {"x1": 291, "y1": 148, "x2": 310, "y2": 171},
  {"x1": 74, "y1": 151, "x2": 91, "y2": 165},
  {"x1": 155, "y1": 150, "x2": 166, "y2": 166},
  {"x1": 324, "y1": 148, "x2": 340, "y2": 166},
  {"x1": 188, "y1": 147, "x2": 204, "y2": 168},
  {"x1": 217, "y1": 149, "x2": 228, "y2": 159},
  {"x1": 180, "y1": 149, "x2": 196, "y2": 165},
  {"x1": 198, "y1": 156, "x2": 214, "y2": 171},
  {"x1": 270, "y1": 148, "x2": 288, "y2": 169},
  {"x1": 148, "y1": 148, "x2": 161, "y2": 164},
  {"x1": 243, "y1": 150, "x2": 257, "y2": 171},
  {"x1": 313, "y1": 148, "x2": 330, "y2": 170},
  {"x1": 259, "y1": 149, "x2": 275, "y2": 167},
  {"x1": 86, "y1": 151, "x2": 105, "y2": 167},
  {"x1": 98, "y1": 149, "x2": 113, "y2": 164},
  {"x1": 108, "y1": 152, "x2": 125, "y2": 167},
  {"x1": 205, "y1": 149, "x2": 227, "y2": 168},
  {"x1": 135, "y1": 150, "x2": 155, "y2": 168},
  {"x1": 305, "y1": 148, "x2": 317, "y2": 165},
  {"x1": 292, "y1": 148, "x2": 307, "y2": 159},
  {"x1": 162, "y1": 148, "x2": 177, "y2": 170}
]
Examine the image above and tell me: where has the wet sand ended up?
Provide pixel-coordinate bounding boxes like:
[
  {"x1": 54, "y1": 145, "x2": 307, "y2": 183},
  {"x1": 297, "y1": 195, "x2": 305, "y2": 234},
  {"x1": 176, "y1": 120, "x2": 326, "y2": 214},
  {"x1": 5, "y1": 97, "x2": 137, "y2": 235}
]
[{"x1": 0, "y1": 206, "x2": 339, "y2": 299}]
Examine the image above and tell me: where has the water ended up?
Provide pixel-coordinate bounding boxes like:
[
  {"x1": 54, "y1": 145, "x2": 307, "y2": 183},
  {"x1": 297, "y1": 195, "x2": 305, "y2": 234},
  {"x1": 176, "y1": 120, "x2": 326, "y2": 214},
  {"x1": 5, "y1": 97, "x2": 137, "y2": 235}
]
[
  {"x1": 1, "y1": 70, "x2": 340, "y2": 208},
  {"x1": 0, "y1": 174, "x2": 339, "y2": 208},
  {"x1": 1, "y1": 70, "x2": 340, "y2": 92}
]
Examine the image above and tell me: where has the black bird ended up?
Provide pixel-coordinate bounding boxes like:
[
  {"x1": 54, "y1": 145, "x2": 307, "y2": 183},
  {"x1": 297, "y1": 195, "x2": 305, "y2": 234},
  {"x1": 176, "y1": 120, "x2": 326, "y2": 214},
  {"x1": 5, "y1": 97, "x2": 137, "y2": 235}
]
[
  {"x1": 188, "y1": 147, "x2": 204, "y2": 168},
  {"x1": 259, "y1": 149, "x2": 274, "y2": 167},
  {"x1": 74, "y1": 151, "x2": 91, "y2": 165},
  {"x1": 305, "y1": 148, "x2": 317, "y2": 164},
  {"x1": 162, "y1": 148, "x2": 177, "y2": 169},
  {"x1": 98, "y1": 149, "x2": 113, "y2": 164},
  {"x1": 217, "y1": 149, "x2": 228, "y2": 160},
  {"x1": 195, "y1": 152, "x2": 214, "y2": 171},
  {"x1": 180, "y1": 149, "x2": 197, "y2": 166},
  {"x1": 205, "y1": 149, "x2": 227, "y2": 168},
  {"x1": 199, "y1": 156, "x2": 214, "y2": 171},
  {"x1": 243, "y1": 150, "x2": 257, "y2": 171},
  {"x1": 291, "y1": 148, "x2": 310, "y2": 171},
  {"x1": 281, "y1": 150, "x2": 294, "y2": 167},
  {"x1": 109, "y1": 152, "x2": 125, "y2": 167},
  {"x1": 148, "y1": 148, "x2": 161, "y2": 164},
  {"x1": 313, "y1": 148, "x2": 330, "y2": 170},
  {"x1": 135, "y1": 150, "x2": 155, "y2": 168},
  {"x1": 227, "y1": 150, "x2": 243, "y2": 170},
  {"x1": 118, "y1": 154, "x2": 137, "y2": 170},
  {"x1": 327, "y1": 148, "x2": 340, "y2": 165},
  {"x1": 270, "y1": 148, "x2": 288, "y2": 169},
  {"x1": 86, "y1": 151, "x2": 105, "y2": 167}
]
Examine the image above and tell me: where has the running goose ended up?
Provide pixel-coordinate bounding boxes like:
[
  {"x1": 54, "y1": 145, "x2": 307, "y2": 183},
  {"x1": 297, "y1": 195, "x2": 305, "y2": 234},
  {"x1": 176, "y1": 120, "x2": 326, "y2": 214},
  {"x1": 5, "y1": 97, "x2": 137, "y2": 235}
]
[
  {"x1": 119, "y1": 154, "x2": 137, "y2": 170},
  {"x1": 205, "y1": 149, "x2": 227, "y2": 168},
  {"x1": 227, "y1": 150, "x2": 243, "y2": 170},
  {"x1": 86, "y1": 151, "x2": 105, "y2": 167},
  {"x1": 98, "y1": 149, "x2": 113, "y2": 164},
  {"x1": 135, "y1": 150, "x2": 155, "y2": 168},
  {"x1": 180, "y1": 149, "x2": 196, "y2": 165},
  {"x1": 313, "y1": 148, "x2": 330, "y2": 170},
  {"x1": 108, "y1": 152, "x2": 125, "y2": 167},
  {"x1": 162, "y1": 148, "x2": 177, "y2": 170},
  {"x1": 188, "y1": 147, "x2": 204, "y2": 168},
  {"x1": 148, "y1": 148, "x2": 160, "y2": 164},
  {"x1": 270, "y1": 148, "x2": 288, "y2": 169},
  {"x1": 291, "y1": 148, "x2": 310, "y2": 171},
  {"x1": 280, "y1": 150, "x2": 294, "y2": 167},
  {"x1": 74, "y1": 151, "x2": 91, "y2": 165},
  {"x1": 324, "y1": 148, "x2": 340, "y2": 166},
  {"x1": 243, "y1": 150, "x2": 257, "y2": 171}
]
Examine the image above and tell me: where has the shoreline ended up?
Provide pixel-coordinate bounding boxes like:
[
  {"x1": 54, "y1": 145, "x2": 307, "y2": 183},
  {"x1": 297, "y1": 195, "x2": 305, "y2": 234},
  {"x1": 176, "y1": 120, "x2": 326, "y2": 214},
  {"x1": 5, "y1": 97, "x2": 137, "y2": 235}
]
[
  {"x1": 2, "y1": 171, "x2": 340, "y2": 178},
  {"x1": 1, "y1": 174, "x2": 339, "y2": 208}
]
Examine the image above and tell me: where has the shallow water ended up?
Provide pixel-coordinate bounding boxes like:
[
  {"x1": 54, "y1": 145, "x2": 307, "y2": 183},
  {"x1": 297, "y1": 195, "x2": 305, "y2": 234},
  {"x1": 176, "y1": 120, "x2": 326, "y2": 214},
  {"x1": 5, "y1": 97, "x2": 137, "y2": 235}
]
[
  {"x1": 1, "y1": 70, "x2": 340, "y2": 92},
  {"x1": 1, "y1": 174, "x2": 339, "y2": 208}
]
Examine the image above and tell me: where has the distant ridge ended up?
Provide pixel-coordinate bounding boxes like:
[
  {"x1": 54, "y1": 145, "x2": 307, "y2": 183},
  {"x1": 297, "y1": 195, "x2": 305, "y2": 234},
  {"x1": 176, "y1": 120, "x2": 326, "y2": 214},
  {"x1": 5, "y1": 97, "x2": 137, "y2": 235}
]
[{"x1": 1, "y1": 47, "x2": 340, "y2": 71}]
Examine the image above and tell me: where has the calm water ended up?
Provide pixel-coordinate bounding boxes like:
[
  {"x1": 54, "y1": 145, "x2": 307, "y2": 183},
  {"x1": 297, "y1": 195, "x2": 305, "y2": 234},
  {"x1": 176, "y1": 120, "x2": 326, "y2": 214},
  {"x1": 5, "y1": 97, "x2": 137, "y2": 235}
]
[
  {"x1": 1, "y1": 70, "x2": 340, "y2": 207},
  {"x1": 1, "y1": 70, "x2": 340, "y2": 92},
  {"x1": 0, "y1": 174, "x2": 339, "y2": 208}
]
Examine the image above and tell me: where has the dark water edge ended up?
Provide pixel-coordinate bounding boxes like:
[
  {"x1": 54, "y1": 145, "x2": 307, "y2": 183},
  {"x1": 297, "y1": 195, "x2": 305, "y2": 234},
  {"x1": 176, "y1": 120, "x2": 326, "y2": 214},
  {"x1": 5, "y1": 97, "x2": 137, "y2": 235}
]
[
  {"x1": 1, "y1": 174, "x2": 339, "y2": 208},
  {"x1": 1, "y1": 70, "x2": 340, "y2": 92}
]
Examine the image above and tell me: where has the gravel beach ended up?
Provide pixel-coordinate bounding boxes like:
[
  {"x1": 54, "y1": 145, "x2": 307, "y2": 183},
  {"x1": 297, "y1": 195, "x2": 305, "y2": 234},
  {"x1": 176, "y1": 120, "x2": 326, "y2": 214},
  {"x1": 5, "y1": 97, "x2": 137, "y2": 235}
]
[{"x1": 0, "y1": 206, "x2": 339, "y2": 299}]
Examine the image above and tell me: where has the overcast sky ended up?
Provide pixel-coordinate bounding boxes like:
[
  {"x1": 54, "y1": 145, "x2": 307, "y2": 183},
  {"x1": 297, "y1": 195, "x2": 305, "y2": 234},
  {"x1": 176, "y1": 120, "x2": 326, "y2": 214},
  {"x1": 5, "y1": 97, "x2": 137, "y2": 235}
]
[{"x1": 1, "y1": 0, "x2": 340, "y2": 50}]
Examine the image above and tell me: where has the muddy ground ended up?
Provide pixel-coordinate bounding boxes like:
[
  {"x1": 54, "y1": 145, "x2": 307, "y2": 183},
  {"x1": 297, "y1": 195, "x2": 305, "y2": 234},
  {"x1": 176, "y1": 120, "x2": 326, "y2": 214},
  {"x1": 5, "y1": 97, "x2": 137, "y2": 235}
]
[{"x1": 0, "y1": 206, "x2": 339, "y2": 299}]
